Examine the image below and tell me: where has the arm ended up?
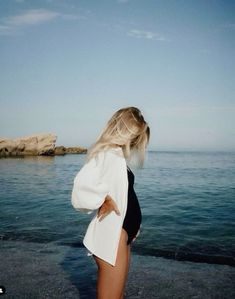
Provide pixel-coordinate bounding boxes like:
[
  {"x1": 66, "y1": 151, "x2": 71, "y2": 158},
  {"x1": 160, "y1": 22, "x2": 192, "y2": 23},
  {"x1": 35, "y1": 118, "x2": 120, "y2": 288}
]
[
  {"x1": 97, "y1": 194, "x2": 120, "y2": 221},
  {"x1": 71, "y1": 152, "x2": 109, "y2": 213}
]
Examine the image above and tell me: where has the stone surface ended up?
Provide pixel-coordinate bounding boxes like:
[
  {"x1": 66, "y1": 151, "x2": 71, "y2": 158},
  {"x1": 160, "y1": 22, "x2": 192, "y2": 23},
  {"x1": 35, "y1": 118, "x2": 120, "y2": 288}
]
[
  {"x1": 54, "y1": 146, "x2": 66, "y2": 155},
  {"x1": 0, "y1": 133, "x2": 57, "y2": 157},
  {"x1": 54, "y1": 146, "x2": 87, "y2": 155},
  {"x1": 0, "y1": 134, "x2": 87, "y2": 157},
  {"x1": 65, "y1": 146, "x2": 87, "y2": 154}
]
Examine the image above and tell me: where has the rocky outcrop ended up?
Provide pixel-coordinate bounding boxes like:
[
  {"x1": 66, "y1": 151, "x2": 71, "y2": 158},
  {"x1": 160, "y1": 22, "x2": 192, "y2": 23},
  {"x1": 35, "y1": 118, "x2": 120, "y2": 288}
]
[
  {"x1": 54, "y1": 146, "x2": 66, "y2": 156},
  {"x1": 0, "y1": 133, "x2": 87, "y2": 157},
  {"x1": 0, "y1": 133, "x2": 57, "y2": 157},
  {"x1": 54, "y1": 146, "x2": 87, "y2": 155},
  {"x1": 65, "y1": 147, "x2": 87, "y2": 154}
]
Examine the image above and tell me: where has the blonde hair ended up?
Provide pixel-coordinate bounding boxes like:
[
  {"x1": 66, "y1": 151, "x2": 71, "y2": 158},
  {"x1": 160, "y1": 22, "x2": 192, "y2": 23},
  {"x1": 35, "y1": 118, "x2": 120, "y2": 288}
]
[{"x1": 86, "y1": 106, "x2": 150, "y2": 168}]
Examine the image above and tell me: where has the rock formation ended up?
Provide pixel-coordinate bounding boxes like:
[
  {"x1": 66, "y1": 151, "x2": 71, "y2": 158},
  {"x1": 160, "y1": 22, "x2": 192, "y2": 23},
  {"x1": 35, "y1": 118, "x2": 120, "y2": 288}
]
[
  {"x1": 0, "y1": 133, "x2": 87, "y2": 157},
  {"x1": 54, "y1": 146, "x2": 87, "y2": 155},
  {"x1": 0, "y1": 133, "x2": 57, "y2": 157},
  {"x1": 65, "y1": 146, "x2": 87, "y2": 154},
  {"x1": 54, "y1": 146, "x2": 66, "y2": 156}
]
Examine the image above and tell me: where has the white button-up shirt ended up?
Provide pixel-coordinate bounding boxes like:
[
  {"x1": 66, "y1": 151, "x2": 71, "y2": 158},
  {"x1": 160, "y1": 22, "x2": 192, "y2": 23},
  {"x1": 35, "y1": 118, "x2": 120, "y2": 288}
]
[{"x1": 71, "y1": 146, "x2": 128, "y2": 266}]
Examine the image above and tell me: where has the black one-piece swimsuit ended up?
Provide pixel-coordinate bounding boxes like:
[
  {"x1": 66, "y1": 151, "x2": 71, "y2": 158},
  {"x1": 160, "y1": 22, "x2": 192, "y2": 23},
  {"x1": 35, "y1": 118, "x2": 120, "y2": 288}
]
[{"x1": 122, "y1": 166, "x2": 142, "y2": 245}]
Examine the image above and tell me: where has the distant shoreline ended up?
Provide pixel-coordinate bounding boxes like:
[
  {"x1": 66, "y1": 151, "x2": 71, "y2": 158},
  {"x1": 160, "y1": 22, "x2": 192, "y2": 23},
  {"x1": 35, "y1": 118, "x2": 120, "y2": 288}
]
[{"x1": 0, "y1": 146, "x2": 87, "y2": 158}]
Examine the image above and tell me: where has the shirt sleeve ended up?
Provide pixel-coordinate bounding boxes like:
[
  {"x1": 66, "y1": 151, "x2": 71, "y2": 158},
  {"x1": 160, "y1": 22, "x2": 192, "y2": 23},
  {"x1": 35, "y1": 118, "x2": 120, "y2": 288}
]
[{"x1": 71, "y1": 151, "x2": 110, "y2": 213}]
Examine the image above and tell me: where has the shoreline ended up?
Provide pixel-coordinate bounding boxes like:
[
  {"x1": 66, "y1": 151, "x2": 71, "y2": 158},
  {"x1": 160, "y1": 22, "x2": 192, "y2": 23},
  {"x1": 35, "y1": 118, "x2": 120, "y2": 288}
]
[
  {"x1": 132, "y1": 245, "x2": 235, "y2": 267},
  {"x1": 1, "y1": 240, "x2": 235, "y2": 299}
]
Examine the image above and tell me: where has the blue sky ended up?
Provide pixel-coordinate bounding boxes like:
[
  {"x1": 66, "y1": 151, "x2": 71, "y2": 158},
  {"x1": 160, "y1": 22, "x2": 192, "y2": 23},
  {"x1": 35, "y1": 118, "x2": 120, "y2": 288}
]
[{"x1": 0, "y1": 0, "x2": 234, "y2": 151}]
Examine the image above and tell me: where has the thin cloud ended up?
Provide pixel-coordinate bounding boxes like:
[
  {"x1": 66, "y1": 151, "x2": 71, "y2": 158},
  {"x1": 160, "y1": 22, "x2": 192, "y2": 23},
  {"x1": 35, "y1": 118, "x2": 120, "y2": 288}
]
[
  {"x1": 0, "y1": 9, "x2": 59, "y2": 35},
  {"x1": 127, "y1": 29, "x2": 168, "y2": 41},
  {"x1": 6, "y1": 9, "x2": 59, "y2": 26},
  {"x1": 0, "y1": 9, "x2": 81, "y2": 35}
]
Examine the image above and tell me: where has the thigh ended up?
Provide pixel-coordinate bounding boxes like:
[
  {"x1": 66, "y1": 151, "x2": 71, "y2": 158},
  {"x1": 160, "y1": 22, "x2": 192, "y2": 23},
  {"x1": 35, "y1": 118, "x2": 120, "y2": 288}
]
[{"x1": 94, "y1": 229, "x2": 130, "y2": 299}]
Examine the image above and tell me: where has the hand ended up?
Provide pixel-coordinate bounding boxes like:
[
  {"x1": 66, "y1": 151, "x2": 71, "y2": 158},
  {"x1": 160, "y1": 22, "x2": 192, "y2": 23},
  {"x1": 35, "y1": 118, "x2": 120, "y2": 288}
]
[
  {"x1": 98, "y1": 195, "x2": 121, "y2": 221},
  {"x1": 132, "y1": 229, "x2": 140, "y2": 242}
]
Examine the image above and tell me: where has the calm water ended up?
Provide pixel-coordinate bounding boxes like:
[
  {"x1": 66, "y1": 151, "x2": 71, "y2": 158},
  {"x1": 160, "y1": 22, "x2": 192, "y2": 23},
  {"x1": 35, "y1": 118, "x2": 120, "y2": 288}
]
[{"x1": 1, "y1": 151, "x2": 235, "y2": 266}]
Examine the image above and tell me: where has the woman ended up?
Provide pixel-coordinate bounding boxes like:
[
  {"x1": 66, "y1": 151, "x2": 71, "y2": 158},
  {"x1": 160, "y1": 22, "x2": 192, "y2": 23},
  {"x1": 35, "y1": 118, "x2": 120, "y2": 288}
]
[{"x1": 71, "y1": 106, "x2": 150, "y2": 299}]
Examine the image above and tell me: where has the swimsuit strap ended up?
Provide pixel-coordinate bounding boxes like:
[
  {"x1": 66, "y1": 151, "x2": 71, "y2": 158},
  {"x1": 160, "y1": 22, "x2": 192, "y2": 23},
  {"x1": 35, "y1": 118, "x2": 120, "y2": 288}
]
[{"x1": 127, "y1": 166, "x2": 134, "y2": 176}]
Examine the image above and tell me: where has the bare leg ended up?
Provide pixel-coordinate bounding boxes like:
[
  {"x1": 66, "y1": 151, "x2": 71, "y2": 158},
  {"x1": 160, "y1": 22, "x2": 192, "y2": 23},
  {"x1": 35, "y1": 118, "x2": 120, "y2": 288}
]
[
  {"x1": 94, "y1": 229, "x2": 131, "y2": 299},
  {"x1": 121, "y1": 239, "x2": 131, "y2": 299}
]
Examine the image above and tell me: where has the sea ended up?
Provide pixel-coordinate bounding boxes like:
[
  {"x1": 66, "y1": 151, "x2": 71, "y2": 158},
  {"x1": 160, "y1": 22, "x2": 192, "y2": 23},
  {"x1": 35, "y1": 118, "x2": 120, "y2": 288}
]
[{"x1": 0, "y1": 151, "x2": 235, "y2": 267}]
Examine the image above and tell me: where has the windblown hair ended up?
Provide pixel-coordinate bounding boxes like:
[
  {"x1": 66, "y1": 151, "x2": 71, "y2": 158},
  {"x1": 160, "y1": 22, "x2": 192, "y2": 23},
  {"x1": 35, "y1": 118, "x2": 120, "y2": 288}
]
[{"x1": 86, "y1": 107, "x2": 150, "y2": 168}]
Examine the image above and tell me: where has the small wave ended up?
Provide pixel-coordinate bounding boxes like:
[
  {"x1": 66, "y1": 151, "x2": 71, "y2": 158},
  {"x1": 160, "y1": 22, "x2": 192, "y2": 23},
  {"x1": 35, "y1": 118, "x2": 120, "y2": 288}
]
[{"x1": 0, "y1": 232, "x2": 84, "y2": 249}]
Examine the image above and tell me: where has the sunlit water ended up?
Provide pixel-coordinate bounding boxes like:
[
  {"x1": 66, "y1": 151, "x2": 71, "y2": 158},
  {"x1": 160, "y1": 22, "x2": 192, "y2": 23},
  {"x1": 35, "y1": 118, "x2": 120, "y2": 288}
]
[{"x1": 1, "y1": 151, "x2": 235, "y2": 266}]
